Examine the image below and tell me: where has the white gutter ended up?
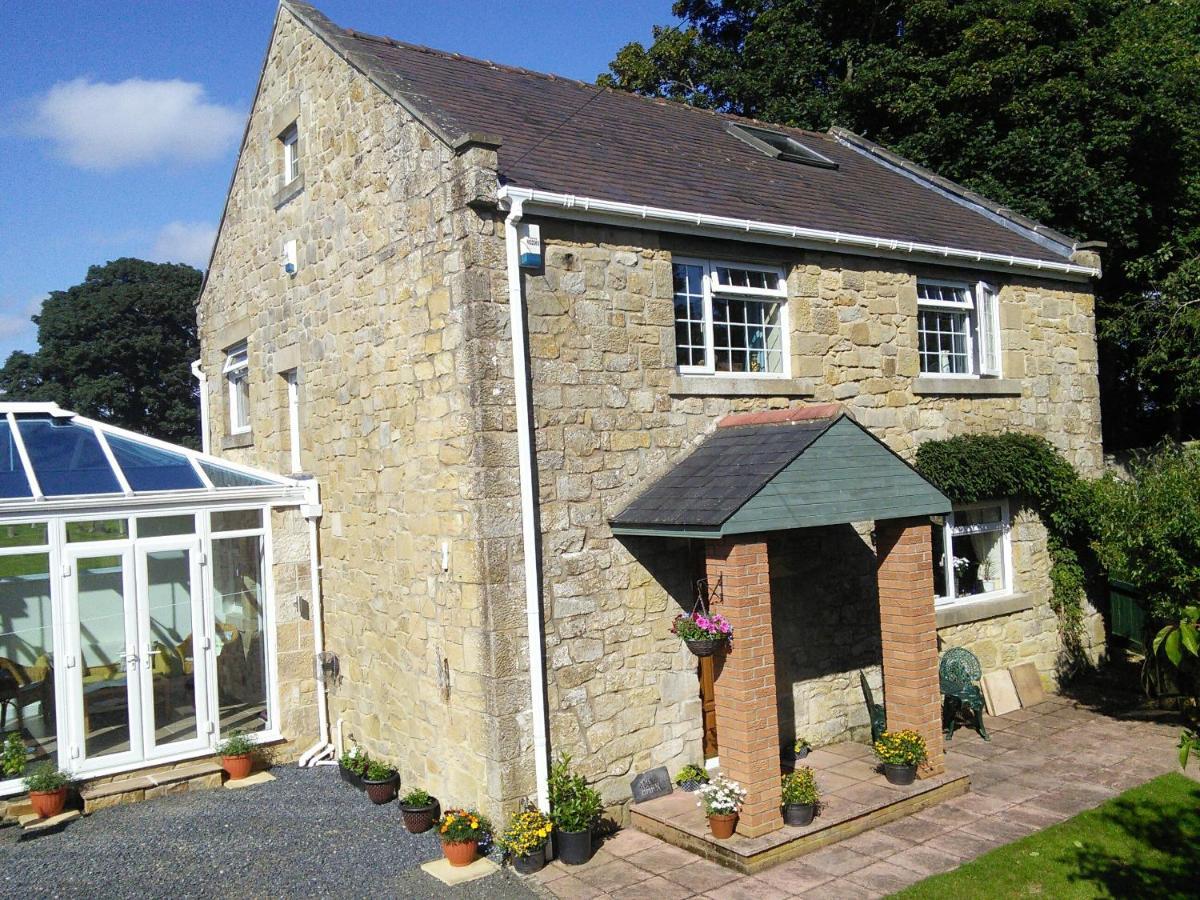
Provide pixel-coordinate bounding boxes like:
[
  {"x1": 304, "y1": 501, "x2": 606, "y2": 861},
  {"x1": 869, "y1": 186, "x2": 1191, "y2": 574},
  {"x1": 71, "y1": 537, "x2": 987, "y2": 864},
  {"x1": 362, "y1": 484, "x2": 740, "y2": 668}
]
[
  {"x1": 298, "y1": 479, "x2": 335, "y2": 767},
  {"x1": 505, "y1": 197, "x2": 552, "y2": 813},
  {"x1": 497, "y1": 185, "x2": 1100, "y2": 281},
  {"x1": 191, "y1": 359, "x2": 211, "y2": 455}
]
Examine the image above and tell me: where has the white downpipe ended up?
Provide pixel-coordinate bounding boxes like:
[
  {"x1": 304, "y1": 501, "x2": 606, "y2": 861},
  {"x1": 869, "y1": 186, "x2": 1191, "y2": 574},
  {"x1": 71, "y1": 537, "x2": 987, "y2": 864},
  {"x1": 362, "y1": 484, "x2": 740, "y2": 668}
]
[
  {"x1": 505, "y1": 198, "x2": 551, "y2": 813},
  {"x1": 190, "y1": 360, "x2": 211, "y2": 455},
  {"x1": 298, "y1": 484, "x2": 333, "y2": 767}
]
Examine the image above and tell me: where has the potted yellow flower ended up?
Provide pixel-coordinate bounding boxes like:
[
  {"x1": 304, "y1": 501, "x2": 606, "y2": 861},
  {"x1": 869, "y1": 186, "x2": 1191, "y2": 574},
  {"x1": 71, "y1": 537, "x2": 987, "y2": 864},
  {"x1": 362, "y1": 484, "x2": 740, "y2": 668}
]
[
  {"x1": 497, "y1": 805, "x2": 553, "y2": 875},
  {"x1": 874, "y1": 729, "x2": 928, "y2": 785},
  {"x1": 436, "y1": 807, "x2": 488, "y2": 867}
]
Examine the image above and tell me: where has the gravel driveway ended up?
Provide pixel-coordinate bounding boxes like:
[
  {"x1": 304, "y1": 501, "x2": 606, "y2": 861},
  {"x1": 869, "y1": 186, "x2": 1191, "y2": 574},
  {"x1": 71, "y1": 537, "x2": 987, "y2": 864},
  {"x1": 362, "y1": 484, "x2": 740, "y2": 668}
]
[{"x1": 0, "y1": 766, "x2": 540, "y2": 899}]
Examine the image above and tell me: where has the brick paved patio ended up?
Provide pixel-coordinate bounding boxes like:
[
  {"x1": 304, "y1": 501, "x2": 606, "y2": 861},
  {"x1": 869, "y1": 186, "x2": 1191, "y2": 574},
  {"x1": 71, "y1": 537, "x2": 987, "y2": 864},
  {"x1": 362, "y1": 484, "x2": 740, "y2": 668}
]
[{"x1": 532, "y1": 695, "x2": 1187, "y2": 899}]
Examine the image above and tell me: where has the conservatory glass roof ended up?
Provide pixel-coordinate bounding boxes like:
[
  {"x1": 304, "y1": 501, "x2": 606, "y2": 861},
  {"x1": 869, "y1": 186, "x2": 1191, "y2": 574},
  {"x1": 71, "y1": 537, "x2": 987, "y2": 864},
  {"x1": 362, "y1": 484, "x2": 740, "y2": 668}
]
[{"x1": 0, "y1": 403, "x2": 299, "y2": 504}]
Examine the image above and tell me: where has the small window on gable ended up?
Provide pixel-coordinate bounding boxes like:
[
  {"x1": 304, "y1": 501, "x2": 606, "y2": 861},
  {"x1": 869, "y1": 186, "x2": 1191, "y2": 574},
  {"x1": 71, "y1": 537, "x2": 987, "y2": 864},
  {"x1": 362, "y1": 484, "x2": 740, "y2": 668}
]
[
  {"x1": 280, "y1": 123, "x2": 300, "y2": 184},
  {"x1": 223, "y1": 341, "x2": 250, "y2": 435},
  {"x1": 727, "y1": 122, "x2": 838, "y2": 169}
]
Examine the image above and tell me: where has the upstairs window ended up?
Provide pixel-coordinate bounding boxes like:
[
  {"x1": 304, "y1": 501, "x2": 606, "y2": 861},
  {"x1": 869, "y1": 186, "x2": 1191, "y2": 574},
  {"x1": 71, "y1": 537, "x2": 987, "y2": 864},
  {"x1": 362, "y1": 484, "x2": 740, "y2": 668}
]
[
  {"x1": 673, "y1": 259, "x2": 788, "y2": 377},
  {"x1": 933, "y1": 500, "x2": 1012, "y2": 605},
  {"x1": 223, "y1": 341, "x2": 250, "y2": 435},
  {"x1": 280, "y1": 123, "x2": 300, "y2": 184},
  {"x1": 917, "y1": 279, "x2": 1000, "y2": 377}
]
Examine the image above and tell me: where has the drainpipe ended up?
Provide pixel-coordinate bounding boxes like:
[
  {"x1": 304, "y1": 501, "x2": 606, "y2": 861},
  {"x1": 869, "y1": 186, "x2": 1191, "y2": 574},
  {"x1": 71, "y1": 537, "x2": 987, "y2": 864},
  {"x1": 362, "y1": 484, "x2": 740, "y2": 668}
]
[
  {"x1": 190, "y1": 359, "x2": 211, "y2": 455},
  {"x1": 505, "y1": 198, "x2": 551, "y2": 812},
  {"x1": 298, "y1": 479, "x2": 334, "y2": 766}
]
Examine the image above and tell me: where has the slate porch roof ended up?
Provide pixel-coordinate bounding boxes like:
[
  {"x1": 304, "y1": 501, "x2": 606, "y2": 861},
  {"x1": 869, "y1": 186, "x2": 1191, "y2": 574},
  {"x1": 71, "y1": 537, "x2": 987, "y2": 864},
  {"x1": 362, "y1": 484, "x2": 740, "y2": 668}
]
[
  {"x1": 609, "y1": 410, "x2": 950, "y2": 537},
  {"x1": 284, "y1": 1, "x2": 1079, "y2": 267}
]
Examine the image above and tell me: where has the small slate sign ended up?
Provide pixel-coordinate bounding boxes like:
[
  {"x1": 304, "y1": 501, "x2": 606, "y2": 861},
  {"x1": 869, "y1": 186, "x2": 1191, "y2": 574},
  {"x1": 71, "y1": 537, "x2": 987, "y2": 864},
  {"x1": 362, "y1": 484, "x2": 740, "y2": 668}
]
[{"x1": 630, "y1": 766, "x2": 672, "y2": 803}]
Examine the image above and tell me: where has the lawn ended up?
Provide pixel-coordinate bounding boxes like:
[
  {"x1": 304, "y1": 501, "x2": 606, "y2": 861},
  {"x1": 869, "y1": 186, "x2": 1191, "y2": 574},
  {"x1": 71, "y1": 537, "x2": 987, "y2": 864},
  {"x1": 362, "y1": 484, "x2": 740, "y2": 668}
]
[{"x1": 894, "y1": 773, "x2": 1200, "y2": 899}]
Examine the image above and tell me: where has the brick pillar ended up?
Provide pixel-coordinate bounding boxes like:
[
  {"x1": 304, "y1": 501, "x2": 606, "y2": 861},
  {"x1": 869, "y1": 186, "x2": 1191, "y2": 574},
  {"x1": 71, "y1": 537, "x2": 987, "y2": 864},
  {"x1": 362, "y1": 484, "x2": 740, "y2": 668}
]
[
  {"x1": 705, "y1": 536, "x2": 782, "y2": 837},
  {"x1": 876, "y1": 518, "x2": 945, "y2": 777}
]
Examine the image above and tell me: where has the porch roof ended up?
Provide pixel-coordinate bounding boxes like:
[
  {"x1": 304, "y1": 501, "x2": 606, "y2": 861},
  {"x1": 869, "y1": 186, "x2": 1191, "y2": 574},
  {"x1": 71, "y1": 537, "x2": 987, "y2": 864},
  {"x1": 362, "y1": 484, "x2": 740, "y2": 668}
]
[{"x1": 609, "y1": 410, "x2": 950, "y2": 538}]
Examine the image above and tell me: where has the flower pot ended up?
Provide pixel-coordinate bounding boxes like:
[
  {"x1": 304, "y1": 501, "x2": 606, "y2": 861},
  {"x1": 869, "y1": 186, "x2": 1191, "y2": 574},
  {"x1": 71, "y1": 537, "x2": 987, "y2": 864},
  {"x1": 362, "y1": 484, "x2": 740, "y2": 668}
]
[
  {"x1": 707, "y1": 812, "x2": 738, "y2": 839},
  {"x1": 795, "y1": 746, "x2": 810, "y2": 760},
  {"x1": 339, "y1": 763, "x2": 366, "y2": 790},
  {"x1": 684, "y1": 638, "x2": 724, "y2": 657},
  {"x1": 442, "y1": 839, "x2": 478, "y2": 867},
  {"x1": 221, "y1": 753, "x2": 253, "y2": 781},
  {"x1": 512, "y1": 847, "x2": 547, "y2": 875},
  {"x1": 29, "y1": 787, "x2": 68, "y2": 819},
  {"x1": 555, "y1": 827, "x2": 593, "y2": 865},
  {"x1": 400, "y1": 801, "x2": 439, "y2": 833},
  {"x1": 678, "y1": 779, "x2": 706, "y2": 792},
  {"x1": 883, "y1": 762, "x2": 917, "y2": 786},
  {"x1": 363, "y1": 772, "x2": 399, "y2": 804},
  {"x1": 783, "y1": 802, "x2": 815, "y2": 827}
]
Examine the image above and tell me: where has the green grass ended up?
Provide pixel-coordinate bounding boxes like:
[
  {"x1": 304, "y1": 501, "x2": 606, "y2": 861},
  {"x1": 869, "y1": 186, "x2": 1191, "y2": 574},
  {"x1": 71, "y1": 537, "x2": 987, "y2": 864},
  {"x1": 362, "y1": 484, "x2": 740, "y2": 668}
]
[{"x1": 893, "y1": 773, "x2": 1200, "y2": 899}]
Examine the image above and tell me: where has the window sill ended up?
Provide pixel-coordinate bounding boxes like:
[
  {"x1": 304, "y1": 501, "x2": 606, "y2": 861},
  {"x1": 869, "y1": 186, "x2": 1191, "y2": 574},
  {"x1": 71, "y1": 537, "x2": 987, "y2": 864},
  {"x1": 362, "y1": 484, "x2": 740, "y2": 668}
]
[
  {"x1": 221, "y1": 432, "x2": 254, "y2": 450},
  {"x1": 935, "y1": 591, "x2": 1034, "y2": 628},
  {"x1": 273, "y1": 175, "x2": 304, "y2": 209},
  {"x1": 914, "y1": 376, "x2": 1022, "y2": 397},
  {"x1": 669, "y1": 375, "x2": 814, "y2": 398}
]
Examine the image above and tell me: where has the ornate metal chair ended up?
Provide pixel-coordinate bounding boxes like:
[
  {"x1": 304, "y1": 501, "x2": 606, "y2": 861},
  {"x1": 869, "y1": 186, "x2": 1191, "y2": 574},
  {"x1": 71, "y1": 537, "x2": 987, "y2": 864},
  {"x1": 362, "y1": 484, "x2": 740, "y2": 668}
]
[
  {"x1": 940, "y1": 647, "x2": 989, "y2": 740},
  {"x1": 859, "y1": 671, "x2": 886, "y2": 744}
]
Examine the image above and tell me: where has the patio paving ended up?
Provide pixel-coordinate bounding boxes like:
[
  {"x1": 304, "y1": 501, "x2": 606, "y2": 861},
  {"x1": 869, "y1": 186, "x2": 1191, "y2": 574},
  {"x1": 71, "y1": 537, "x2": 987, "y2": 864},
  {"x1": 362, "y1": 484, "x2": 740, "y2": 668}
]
[{"x1": 533, "y1": 694, "x2": 1189, "y2": 899}]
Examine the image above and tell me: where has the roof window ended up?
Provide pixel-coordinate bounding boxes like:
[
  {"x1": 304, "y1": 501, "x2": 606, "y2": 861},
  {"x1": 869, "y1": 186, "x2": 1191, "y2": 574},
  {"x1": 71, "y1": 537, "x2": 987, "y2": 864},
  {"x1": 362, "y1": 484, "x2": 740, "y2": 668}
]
[{"x1": 727, "y1": 123, "x2": 838, "y2": 169}]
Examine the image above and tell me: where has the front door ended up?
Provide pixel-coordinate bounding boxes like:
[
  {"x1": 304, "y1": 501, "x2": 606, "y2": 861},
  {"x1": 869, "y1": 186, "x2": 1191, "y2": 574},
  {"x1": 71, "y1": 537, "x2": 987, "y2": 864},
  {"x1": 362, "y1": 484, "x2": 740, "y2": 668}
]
[{"x1": 700, "y1": 655, "x2": 718, "y2": 761}]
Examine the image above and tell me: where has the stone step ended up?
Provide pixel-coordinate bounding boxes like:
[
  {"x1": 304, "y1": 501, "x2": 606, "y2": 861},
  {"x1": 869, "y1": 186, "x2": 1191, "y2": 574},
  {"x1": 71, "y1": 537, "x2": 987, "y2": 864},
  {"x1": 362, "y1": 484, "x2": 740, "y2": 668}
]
[
  {"x1": 19, "y1": 809, "x2": 81, "y2": 837},
  {"x1": 79, "y1": 759, "x2": 224, "y2": 814}
]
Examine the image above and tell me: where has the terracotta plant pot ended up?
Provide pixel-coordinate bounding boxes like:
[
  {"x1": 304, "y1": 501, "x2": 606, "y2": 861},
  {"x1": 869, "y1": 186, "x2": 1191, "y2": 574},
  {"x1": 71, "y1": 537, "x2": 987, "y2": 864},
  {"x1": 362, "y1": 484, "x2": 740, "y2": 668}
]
[
  {"x1": 442, "y1": 839, "x2": 478, "y2": 867},
  {"x1": 29, "y1": 787, "x2": 68, "y2": 819},
  {"x1": 783, "y1": 802, "x2": 815, "y2": 827},
  {"x1": 512, "y1": 847, "x2": 547, "y2": 875},
  {"x1": 363, "y1": 772, "x2": 399, "y2": 804},
  {"x1": 707, "y1": 812, "x2": 738, "y2": 839},
  {"x1": 339, "y1": 763, "x2": 366, "y2": 790},
  {"x1": 684, "y1": 638, "x2": 724, "y2": 657},
  {"x1": 400, "y1": 800, "x2": 439, "y2": 833},
  {"x1": 555, "y1": 828, "x2": 593, "y2": 865},
  {"x1": 221, "y1": 754, "x2": 254, "y2": 781},
  {"x1": 883, "y1": 762, "x2": 917, "y2": 786}
]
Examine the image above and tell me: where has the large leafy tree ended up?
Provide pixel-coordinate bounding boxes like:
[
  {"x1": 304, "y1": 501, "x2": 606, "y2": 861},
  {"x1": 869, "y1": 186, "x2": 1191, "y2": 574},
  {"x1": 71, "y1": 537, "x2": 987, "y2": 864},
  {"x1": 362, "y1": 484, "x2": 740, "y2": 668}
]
[
  {"x1": 0, "y1": 258, "x2": 202, "y2": 447},
  {"x1": 602, "y1": 0, "x2": 1200, "y2": 448}
]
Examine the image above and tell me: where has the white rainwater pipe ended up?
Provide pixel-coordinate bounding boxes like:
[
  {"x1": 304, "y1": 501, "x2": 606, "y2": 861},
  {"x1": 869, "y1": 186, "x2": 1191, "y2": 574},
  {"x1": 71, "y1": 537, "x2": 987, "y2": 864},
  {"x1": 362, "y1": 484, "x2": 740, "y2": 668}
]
[
  {"x1": 190, "y1": 360, "x2": 211, "y2": 455},
  {"x1": 505, "y1": 198, "x2": 551, "y2": 812},
  {"x1": 298, "y1": 481, "x2": 335, "y2": 766}
]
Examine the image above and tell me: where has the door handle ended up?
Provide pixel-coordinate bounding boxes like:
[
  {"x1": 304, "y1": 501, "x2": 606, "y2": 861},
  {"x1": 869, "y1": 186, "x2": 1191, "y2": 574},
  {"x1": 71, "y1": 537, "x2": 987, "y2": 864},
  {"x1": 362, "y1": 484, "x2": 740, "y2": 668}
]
[{"x1": 125, "y1": 652, "x2": 140, "y2": 668}]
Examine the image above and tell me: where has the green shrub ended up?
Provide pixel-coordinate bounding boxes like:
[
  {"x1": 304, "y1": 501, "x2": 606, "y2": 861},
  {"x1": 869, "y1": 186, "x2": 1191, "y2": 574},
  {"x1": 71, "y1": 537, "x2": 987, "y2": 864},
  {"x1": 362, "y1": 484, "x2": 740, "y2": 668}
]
[
  {"x1": 339, "y1": 746, "x2": 368, "y2": 775},
  {"x1": 673, "y1": 763, "x2": 709, "y2": 786},
  {"x1": 215, "y1": 731, "x2": 255, "y2": 757},
  {"x1": 399, "y1": 787, "x2": 433, "y2": 807},
  {"x1": 781, "y1": 767, "x2": 819, "y2": 805},
  {"x1": 2, "y1": 733, "x2": 26, "y2": 778},
  {"x1": 365, "y1": 760, "x2": 396, "y2": 781},
  {"x1": 548, "y1": 754, "x2": 603, "y2": 833},
  {"x1": 23, "y1": 763, "x2": 69, "y2": 793}
]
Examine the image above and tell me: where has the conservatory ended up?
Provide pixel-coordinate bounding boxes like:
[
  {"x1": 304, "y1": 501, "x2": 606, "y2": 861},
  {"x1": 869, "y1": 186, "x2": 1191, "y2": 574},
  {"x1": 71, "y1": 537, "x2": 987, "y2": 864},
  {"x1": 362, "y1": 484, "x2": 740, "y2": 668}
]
[{"x1": 0, "y1": 403, "x2": 312, "y2": 795}]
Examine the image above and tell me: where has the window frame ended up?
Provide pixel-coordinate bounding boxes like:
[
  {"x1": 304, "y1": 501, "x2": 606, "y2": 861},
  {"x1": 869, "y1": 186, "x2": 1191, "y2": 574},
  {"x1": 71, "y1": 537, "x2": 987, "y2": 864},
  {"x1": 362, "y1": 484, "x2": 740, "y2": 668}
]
[
  {"x1": 934, "y1": 498, "x2": 1014, "y2": 608},
  {"x1": 673, "y1": 257, "x2": 791, "y2": 379},
  {"x1": 916, "y1": 277, "x2": 1002, "y2": 379},
  {"x1": 280, "y1": 123, "x2": 299, "y2": 185},
  {"x1": 222, "y1": 342, "x2": 250, "y2": 435}
]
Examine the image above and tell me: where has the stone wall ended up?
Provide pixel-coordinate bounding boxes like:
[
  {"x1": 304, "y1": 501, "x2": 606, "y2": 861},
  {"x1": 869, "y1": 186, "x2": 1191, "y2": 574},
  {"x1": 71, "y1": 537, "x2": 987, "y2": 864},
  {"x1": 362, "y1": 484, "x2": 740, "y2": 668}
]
[{"x1": 269, "y1": 505, "x2": 318, "y2": 753}]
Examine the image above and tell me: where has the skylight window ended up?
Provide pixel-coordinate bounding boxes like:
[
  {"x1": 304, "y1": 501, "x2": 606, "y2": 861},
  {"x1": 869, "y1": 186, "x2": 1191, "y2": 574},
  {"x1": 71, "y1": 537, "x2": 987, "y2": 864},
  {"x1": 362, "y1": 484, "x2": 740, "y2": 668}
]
[{"x1": 727, "y1": 123, "x2": 838, "y2": 169}]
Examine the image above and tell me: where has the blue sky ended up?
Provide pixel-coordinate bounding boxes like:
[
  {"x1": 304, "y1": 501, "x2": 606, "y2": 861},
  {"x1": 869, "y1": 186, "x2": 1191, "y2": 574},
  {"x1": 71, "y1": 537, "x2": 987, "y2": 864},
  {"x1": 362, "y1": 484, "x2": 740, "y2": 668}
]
[{"x1": 0, "y1": 0, "x2": 675, "y2": 362}]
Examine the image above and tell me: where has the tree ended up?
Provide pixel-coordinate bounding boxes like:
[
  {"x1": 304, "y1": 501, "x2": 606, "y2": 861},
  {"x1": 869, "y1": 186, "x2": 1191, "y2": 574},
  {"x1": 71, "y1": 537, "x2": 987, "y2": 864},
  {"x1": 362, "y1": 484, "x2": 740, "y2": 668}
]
[
  {"x1": 602, "y1": 0, "x2": 1200, "y2": 448},
  {"x1": 0, "y1": 258, "x2": 202, "y2": 447}
]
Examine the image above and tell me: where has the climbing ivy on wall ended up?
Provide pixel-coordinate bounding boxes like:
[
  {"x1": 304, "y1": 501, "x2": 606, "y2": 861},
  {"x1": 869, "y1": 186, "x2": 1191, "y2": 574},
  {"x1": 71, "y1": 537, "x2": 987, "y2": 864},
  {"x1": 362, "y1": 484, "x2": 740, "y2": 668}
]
[{"x1": 914, "y1": 433, "x2": 1094, "y2": 664}]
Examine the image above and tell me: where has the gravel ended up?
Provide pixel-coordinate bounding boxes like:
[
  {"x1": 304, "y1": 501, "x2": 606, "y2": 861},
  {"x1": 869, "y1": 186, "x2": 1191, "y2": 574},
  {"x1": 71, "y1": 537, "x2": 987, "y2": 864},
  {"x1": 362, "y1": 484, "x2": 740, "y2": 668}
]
[{"x1": 0, "y1": 766, "x2": 541, "y2": 899}]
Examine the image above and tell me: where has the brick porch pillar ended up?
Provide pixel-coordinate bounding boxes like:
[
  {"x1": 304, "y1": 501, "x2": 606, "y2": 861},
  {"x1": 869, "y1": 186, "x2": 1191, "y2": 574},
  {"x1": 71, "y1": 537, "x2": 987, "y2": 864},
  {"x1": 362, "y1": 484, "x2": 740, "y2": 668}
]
[
  {"x1": 705, "y1": 536, "x2": 783, "y2": 837},
  {"x1": 876, "y1": 518, "x2": 945, "y2": 776}
]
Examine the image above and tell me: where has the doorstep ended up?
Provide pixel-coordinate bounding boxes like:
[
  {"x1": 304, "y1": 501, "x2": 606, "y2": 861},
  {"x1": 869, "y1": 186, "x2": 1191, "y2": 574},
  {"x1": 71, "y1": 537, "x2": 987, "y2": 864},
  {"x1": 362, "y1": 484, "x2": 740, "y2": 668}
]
[
  {"x1": 79, "y1": 759, "x2": 224, "y2": 814},
  {"x1": 630, "y1": 741, "x2": 970, "y2": 874}
]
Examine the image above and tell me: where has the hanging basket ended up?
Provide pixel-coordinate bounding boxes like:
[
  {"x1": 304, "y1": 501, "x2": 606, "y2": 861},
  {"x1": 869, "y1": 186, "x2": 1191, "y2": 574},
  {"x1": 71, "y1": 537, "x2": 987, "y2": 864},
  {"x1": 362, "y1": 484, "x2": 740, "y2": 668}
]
[{"x1": 684, "y1": 637, "x2": 726, "y2": 658}]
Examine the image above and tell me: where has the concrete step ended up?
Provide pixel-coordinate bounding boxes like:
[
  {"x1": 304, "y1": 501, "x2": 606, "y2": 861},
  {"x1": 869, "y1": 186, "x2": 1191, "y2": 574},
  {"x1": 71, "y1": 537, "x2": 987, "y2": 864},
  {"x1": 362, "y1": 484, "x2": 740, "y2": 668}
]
[
  {"x1": 79, "y1": 759, "x2": 224, "y2": 814},
  {"x1": 19, "y1": 809, "x2": 81, "y2": 837}
]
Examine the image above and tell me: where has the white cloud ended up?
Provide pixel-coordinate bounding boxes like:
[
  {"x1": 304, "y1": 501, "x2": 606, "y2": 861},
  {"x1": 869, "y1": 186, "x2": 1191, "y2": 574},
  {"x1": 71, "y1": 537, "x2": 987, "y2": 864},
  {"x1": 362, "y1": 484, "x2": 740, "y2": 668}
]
[
  {"x1": 151, "y1": 221, "x2": 217, "y2": 269},
  {"x1": 27, "y1": 77, "x2": 242, "y2": 170},
  {"x1": 0, "y1": 295, "x2": 46, "y2": 345}
]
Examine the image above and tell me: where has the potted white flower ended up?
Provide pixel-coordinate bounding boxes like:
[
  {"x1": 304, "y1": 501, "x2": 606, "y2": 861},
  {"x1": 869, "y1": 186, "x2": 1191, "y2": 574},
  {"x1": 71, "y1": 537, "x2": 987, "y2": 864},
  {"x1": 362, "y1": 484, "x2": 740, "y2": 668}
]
[{"x1": 696, "y1": 774, "x2": 745, "y2": 839}]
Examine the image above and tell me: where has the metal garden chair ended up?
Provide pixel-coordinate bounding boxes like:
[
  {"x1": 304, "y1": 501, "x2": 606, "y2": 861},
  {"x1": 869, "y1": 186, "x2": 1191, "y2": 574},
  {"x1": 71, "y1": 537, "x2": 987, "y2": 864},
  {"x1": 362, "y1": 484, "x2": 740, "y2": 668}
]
[
  {"x1": 859, "y1": 670, "x2": 886, "y2": 744},
  {"x1": 939, "y1": 647, "x2": 989, "y2": 740}
]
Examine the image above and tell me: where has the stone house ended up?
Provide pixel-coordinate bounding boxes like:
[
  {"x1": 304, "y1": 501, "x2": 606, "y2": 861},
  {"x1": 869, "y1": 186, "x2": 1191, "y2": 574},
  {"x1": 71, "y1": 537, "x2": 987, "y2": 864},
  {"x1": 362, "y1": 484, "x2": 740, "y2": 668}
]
[{"x1": 195, "y1": 0, "x2": 1106, "y2": 831}]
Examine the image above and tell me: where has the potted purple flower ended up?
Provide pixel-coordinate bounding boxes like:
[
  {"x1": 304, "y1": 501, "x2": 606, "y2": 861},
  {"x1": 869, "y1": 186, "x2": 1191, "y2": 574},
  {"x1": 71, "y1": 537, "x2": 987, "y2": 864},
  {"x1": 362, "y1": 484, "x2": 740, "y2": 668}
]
[{"x1": 672, "y1": 611, "x2": 733, "y2": 657}]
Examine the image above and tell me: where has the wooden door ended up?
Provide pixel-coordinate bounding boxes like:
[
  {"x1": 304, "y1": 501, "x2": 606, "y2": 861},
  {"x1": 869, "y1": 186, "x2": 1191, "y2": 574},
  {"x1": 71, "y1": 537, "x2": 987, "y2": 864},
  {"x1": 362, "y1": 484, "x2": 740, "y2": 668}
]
[{"x1": 699, "y1": 655, "x2": 718, "y2": 759}]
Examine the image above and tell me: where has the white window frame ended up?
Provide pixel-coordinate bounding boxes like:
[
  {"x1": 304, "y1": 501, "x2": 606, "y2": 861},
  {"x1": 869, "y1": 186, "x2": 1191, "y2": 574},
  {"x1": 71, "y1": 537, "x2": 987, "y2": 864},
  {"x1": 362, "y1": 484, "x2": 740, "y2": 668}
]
[
  {"x1": 223, "y1": 342, "x2": 250, "y2": 435},
  {"x1": 673, "y1": 257, "x2": 790, "y2": 379},
  {"x1": 917, "y1": 278, "x2": 1002, "y2": 379},
  {"x1": 280, "y1": 123, "x2": 299, "y2": 185},
  {"x1": 934, "y1": 498, "x2": 1014, "y2": 607}
]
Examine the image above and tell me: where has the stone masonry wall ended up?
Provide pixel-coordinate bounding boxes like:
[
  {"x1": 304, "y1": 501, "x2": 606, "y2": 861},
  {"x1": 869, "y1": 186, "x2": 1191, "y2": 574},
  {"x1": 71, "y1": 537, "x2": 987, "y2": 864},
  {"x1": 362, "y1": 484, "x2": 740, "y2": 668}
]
[
  {"x1": 269, "y1": 505, "x2": 318, "y2": 753},
  {"x1": 196, "y1": 8, "x2": 522, "y2": 814},
  {"x1": 513, "y1": 218, "x2": 1104, "y2": 803}
]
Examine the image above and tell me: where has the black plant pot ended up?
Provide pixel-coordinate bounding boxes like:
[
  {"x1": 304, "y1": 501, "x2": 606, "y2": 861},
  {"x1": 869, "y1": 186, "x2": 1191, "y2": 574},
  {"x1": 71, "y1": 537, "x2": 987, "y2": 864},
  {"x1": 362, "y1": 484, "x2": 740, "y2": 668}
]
[
  {"x1": 363, "y1": 772, "x2": 399, "y2": 804},
  {"x1": 555, "y1": 828, "x2": 593, "y2": 865},
  {"x1": 512, "y1": 847, "x2": 547, "y2": 875},
  {"x1": 883, "y1": 763, "x2": 917, "y2": 786},
  {"x1": 339, "y1": 764, "x2": 366, "y2": 790},
  {"x1": 678, "y1": 779, "x2": 706, "y2": 793},
  {"x1": 684, "y1": 638, "x2": 724, "y2": 658},
  {"x1": 783, "y1": 803, "x2": 816, "y2": 827},
  {"x1": 795, "y1": 746, "x2": 810, "y2": 760},
  {"x1": 400, "y1": 800, "x2": 439, "y2": 833}
]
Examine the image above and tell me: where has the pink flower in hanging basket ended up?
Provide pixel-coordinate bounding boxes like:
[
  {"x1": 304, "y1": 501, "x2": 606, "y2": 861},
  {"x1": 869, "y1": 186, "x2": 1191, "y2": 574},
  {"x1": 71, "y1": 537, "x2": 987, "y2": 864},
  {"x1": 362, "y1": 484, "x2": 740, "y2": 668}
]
[{"x1": 672, "y1": 611, "x2": 734, "y2": 643}]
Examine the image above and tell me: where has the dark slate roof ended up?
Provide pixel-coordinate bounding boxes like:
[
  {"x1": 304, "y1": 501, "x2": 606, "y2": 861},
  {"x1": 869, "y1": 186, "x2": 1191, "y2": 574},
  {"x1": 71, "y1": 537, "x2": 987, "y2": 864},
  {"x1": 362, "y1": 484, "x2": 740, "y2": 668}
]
[
  {"x1": 286, "y1": 2, "x2": 1074, "y2": 265},
  {"x1": 610, "y1": 418, "x2": 834, "y2": 531}
]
